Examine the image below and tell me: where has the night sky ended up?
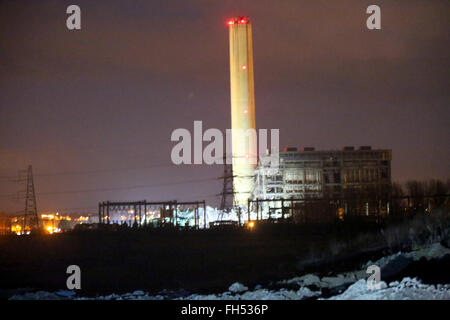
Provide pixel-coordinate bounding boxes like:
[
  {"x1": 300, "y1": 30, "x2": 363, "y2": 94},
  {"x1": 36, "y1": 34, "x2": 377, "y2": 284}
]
[{"x1": 0, "y1": 0, "x2": 449, "y2": 214}]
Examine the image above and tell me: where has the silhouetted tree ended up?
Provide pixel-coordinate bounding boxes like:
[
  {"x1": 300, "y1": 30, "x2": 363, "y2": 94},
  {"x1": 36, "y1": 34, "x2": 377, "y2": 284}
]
[
  {"x1": 390, "y1": 182, "x2": 405, "y2": 215},
  {"x1": 425, "y1": 179, "x2": 447, "y2": 209},
  {"x1": 405, "y1": 180, "x2": 425, "y2": 211}
]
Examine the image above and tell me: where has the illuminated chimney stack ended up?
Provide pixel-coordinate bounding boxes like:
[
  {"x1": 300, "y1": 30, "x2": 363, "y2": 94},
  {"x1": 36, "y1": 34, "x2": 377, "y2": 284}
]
[{"x1": 227, "y1": 16, "x2": 256, "y2": 207}]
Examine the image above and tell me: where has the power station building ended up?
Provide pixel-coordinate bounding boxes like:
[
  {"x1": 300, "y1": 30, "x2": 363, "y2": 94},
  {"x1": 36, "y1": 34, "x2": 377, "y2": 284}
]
[
  {"x1": 252, "y1": 146, "x2": 392, "y2": 202},
  {"x1": 225, "y1": 17, "x2": 393, "y2": 220}
]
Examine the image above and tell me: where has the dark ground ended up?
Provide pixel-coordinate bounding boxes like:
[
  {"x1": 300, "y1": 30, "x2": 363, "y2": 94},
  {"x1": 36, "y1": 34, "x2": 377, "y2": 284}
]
[
  {"x1": 0, "y1": 221, "x2": 389, "y2": 298},
  {"x1": 0, "y1": 217, "x2": 447, "y2": 299}
]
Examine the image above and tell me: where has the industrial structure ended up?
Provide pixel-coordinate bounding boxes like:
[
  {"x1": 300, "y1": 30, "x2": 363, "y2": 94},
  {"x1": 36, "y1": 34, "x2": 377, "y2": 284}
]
[
  {"x1": 98, "y1": 200, "x2": 207, "y2": 229},
  {"x1": 23, "y1": 165, "x2": 40, "y2": 232},
  {"x1": 250, "y1": 146, "x2": 392, "y2": 220},
  {"x1": 0, "y1": 214, "x2": 12, "y2": 235},
  {"x1": 222, "y1": 16, "x2": 396, "y2": 222},
  {"x1": 219, "y1": 153, "x2": 235, "y2": 216},
  {"x1": 228, "y1": 16, "x2": 257, "y2": 206}
]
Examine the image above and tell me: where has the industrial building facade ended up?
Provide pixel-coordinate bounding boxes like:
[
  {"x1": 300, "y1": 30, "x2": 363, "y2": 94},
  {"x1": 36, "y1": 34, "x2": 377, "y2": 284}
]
[{"x1": 251, "y1": 146, "x2": 392, "y2": 219}]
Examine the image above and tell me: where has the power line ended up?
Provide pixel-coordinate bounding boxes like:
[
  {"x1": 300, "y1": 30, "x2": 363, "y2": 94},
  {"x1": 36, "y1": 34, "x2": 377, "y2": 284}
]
[
  {"x1": 0, "y1": 154, "x2": 256, "y2": 181},
  {"x1": 0, "y1": 176, "x2": 219, "y2": 199},
  {"x1": 0, "y1": 163, "x2": 178, "y2": 181},
  {"x1": 0, "y1": 140, "x2": 165, "y2": 156},
  {"x1": 11, "y1": 193, "x2": 220, "y2": 215}
]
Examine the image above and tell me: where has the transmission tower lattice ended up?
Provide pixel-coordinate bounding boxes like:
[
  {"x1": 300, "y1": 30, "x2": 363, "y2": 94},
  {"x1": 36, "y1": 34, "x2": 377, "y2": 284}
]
[
  {"x1": 219, "y1": 154, "x2": 234, "y2": 219},
  {"x1": 23, "y1": 165, "x2": 39, "y2": 232}
]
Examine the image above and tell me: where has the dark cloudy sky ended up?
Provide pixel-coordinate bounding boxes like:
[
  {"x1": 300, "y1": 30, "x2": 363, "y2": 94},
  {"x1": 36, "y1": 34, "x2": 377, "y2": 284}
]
[{"x1": 0, "y1": 0, "x2": 449, "y2": 214}]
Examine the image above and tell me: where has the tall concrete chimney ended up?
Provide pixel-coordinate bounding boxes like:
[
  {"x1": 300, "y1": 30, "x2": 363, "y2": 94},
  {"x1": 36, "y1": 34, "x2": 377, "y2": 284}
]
[{"x1": 227, "y1": 16, "x2": 256, "y2": 207}]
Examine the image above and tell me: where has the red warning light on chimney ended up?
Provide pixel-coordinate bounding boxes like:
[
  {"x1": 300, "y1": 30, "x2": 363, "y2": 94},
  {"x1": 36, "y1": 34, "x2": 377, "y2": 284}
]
[{"x1": 226, "y1": 17, "x2": 249, "y2": 26}]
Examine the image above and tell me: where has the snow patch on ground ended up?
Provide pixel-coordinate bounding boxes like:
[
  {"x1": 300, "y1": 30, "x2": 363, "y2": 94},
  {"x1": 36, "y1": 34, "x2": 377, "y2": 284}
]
[
  {"x1": 228, "y1": 282, "x2": 248, "y2": 293},
  {"x1": 363, "y1": 252, "x2": 403, "y2": 269},
  {"x1": 327, "y1": 278, "x2": 450, "y2": 300},
  {"x1": 10, "y1": 291, "x2": 70, "y2": 300},
  {"x1": 183, "y1": 286, "x2": 320, "y2": 300},
  {"x1": 405, "y1": 243, "x2": 450, "y2": 261},
  {"x1": 72, "y1": 285, "x2": 321, "y2": 301},
  {"x1": 363, "y1": 243, "x2": 450, "y2": 269},
  {"x1": 278, "y1": 270, "x2": 365, "y2": 291}
]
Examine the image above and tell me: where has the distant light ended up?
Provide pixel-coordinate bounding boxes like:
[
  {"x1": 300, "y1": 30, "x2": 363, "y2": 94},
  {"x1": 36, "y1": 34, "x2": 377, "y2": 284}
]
[
  {"x1": 248, "y1": 221, "x2": 255, "y2": 228},
  {"x1": 227, "y1": 19, "x2": 234, "y2": 25},
  {"x1": 243, "y1": 109, "x2": 248, "y2": 114},
  {"x1": 241, "y1": 65, "x2": 247, "y2": 70},
  {"x1": 239, "y1": 17, "x2": 248, "y2": 24}
]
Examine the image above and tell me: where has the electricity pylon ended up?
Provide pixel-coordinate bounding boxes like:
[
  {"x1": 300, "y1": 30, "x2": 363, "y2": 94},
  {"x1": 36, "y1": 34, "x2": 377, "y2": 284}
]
[
  {"x1": 219, "y1": 154, "x2": 234, "y2": 219},
  {"x1": 23, "y1": 165, "x2": 39, "y2": 233}
]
